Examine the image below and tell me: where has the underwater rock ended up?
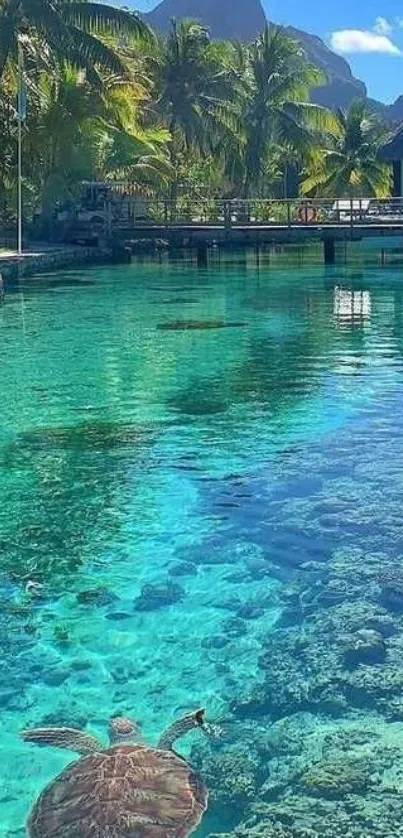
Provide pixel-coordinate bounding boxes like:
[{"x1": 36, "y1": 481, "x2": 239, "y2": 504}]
[
  {"x1": 41, "y1": 666, "x2": 71, "y2": 687},
  {"x1": 52, "y1": 624, "x2": 71, "y2": 645},
  {"x1": 110, "y1": 669, "x2": 128, "y2": 685},
  {"x1": 0, "y1": 687, "x2": 17, "y2": 708},
  {"x1": 38, "y1": 707, "x2": 89, "y2": 729},
  {"x1": 276, "y1": 587, "x2": 304, "y2": 628},
  {"x1": 201, "y1": 634, "x2": 230, "y2": 650},
  {"x1": 234, "y1": 590, "x2": 275, "y2": 621},
  {"x1": 312, "y1": 578, "x2": 351, "y2": 608},
  {"x1": 222, "y1": 617, "x2": 248, "y2": 638},
  {"x1": 18, "y1": 647, "x2": 62, "y2": 680},
  {"x1": 109, "y1": 661, "x2": 140, "y2": 684},
  {"x1": 237, "y1": 603, "x2": 265, "y2": 621},
  {"x1": 133, "y1": 581, "x2": 185, "y2": 611},
  {"x1": 176, "y1": 538, "x2": 242, "y2": 566},
  {"x1": 224, "y1": 570, "x2": 252, "y2": 584},
  {"x1": 76, "y1": 587, "x2": 118, "y2": 607},
  {"x1": 212, "y1": 594, "x2": 243, "y2": 611},
  {"x1": 344, "y1": 665, "x2": 403, "y2": 708},
  {"x1": 215, "y1": 662, "x2": 230, "y2": 676},
  {"x1": 0, "y1": 687, "x2": 33, "y2": 711},
  {"x1": 363, "y1": 613, "x2": 396, "y2": 638},
  {"x1": 276, "y1": 605, "x2": 304, "y2": 629},
  {"x1": 385, "y1": 697, "x2": 403, "y2": 721},
  {"x1": 104, "y1": 611, "x2": 132, "y2": 621},
  {"x1": 298, "y1": 560, "x2": 328, "y2": 576},
  {"x1": 231, "y1": 686, "x2": 274, "y2": 721},
  {"x1": 243, "y1": 557, "x2": 272, "y2": 580},
  {"x1": 343, "y1": 629, "x2": 386, "y2": 668},
  {"x1": 378, "y1": 570, "x2": 403, "y2": 613},
  {"x1": 168, "y1": 561, "x2": 197, "y2": 577},
  {"x1": 69, "y1": 658, "x2": 93, "y2": 672}
]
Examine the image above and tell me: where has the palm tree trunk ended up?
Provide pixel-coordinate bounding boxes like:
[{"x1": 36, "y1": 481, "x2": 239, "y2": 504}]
[
  {"x1": 168, "y1": 119, "x2": 178, "y2": 221},
  {"x1": 242, "y1": 173, "x2": 251, "y2": 200}
]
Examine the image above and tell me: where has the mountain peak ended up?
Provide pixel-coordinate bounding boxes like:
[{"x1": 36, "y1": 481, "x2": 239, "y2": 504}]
[{"x1": 147, "y1": 0, "x2": 266, "y2": 41}]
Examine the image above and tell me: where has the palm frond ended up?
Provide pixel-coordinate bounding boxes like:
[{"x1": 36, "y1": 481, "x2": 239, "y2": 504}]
[
  {"x1": 54, "y1": 26, "x2": 129, "y2": 77},
  {"x1": 0, "y1": 4, "x2": 17, "y2": 79},
  {"x1": 63, "y1": 3, "x2": 152, "y2": 42}
]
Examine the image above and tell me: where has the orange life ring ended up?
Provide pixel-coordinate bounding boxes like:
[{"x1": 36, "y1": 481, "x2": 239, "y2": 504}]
[{"x1": 297, "y1": 204, "x2": 317, "y2": 224}]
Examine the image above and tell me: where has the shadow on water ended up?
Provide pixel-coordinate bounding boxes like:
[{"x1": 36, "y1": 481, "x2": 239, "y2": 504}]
[{"x1": 0, "y1": 421, "x2": 154, "y2": 585}]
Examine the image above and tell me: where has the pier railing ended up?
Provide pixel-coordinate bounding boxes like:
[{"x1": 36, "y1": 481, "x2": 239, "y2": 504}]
[{"x1": 100, "y1": 195, "x2": 403, "y2": 230}]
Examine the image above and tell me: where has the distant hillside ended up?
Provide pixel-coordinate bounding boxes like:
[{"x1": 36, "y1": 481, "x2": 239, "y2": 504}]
[
  {"x1": 145, "y1": 0, "x2": 403, "y2": 122},
  {"x1": 285, "y1": 26, "x2": 367, "y2": 110}
]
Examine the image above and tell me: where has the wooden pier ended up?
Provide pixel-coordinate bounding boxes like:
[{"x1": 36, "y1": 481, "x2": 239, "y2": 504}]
[{"x1": 63, "y1": 193, "x2": 403, "y2": 262}]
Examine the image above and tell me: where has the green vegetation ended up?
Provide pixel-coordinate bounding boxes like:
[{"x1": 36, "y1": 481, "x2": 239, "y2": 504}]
[
  {"x1": 302, "y1": 99, "x2": 391, "y2": 198},
  {"x1": 0, "y1": 7, "x2": 393, "y2": 226}
]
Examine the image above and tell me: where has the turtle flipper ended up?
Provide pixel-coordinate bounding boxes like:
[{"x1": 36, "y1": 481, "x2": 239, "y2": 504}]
[
  {"x1": 157, "y1": 709, "x2": 209, "y2": 750},
  {"x1": 20, "y1": 726, "x2": 103, "y2": 755}
]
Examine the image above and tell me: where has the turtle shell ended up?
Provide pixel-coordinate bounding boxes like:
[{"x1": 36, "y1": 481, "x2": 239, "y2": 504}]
[{"x1": 28, "y1": 744, "x2": 208, "y2": 838}]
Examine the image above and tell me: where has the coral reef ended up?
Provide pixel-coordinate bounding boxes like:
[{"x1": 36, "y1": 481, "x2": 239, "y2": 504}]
[
  {"x1": 342, "y1": 629, "x2": 386, "y2": 668},
  {"x1": 195, "y1": 746, "x2": 262, "y2": 811},
  {"x1": 299, "y1": 758, "x2": 370, "y2": 799},
  {"x1": 189, "y1": 544, "x2": 403, "y2": 838}
]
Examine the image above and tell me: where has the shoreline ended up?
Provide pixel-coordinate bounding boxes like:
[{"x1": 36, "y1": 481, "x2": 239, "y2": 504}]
[{"x1": 0, "y1": 244, "x2": 112, "y2": 285}]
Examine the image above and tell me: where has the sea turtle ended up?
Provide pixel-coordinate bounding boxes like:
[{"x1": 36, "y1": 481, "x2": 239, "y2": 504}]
[{"x1": 21, "y1": 708, "x2": 215, "y2": 837}]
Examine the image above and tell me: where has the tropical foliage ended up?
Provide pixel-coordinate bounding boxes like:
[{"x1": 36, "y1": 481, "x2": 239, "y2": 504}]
[
  {"x1": 234, "y1": 25, "x2": 336, "y2": 197},
  {"x1": 0, "y1": 10, "x2": 393, "y2": 229},
  {"x1": 0, "y1": 0, "x2": 148, "y2": 83},
  {"x1": 301, "y1": 99, "x2": 391, "y2": 198}
]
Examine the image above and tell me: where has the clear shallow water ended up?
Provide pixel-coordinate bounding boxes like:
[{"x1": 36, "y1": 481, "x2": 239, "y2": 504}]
[{"x1": 2, "y1": 245, "x2": 403, "y2": 836}]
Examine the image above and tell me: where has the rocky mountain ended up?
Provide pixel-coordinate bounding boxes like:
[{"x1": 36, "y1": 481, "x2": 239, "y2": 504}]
[
  {"x1": 146, "y1": 0, "x2": 266, "y2": 41},
  {"x1": 144, "y1": 0, "x2": 403, "y2": 122},
  {"x1": 285, "y1": 26, "x2": 367, "y2": 110}
]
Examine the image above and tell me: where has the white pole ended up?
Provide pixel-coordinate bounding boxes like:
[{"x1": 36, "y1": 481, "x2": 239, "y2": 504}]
[{"x1": 17, "y1": 40, "x2": 23, "y2": 258}]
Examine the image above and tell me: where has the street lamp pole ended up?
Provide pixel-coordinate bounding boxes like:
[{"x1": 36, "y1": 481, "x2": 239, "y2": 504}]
[{"x1": 17, "y1": 38, "x2": 26, "y2": 258}]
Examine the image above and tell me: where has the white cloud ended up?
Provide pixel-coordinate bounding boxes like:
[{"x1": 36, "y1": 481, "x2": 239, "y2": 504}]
[
  {"x1": 330, "y1": 29, "x2": 401, "y2": 55},
  {"x1": 373, "y1": 16, "x2": 393, "y2": 35}
]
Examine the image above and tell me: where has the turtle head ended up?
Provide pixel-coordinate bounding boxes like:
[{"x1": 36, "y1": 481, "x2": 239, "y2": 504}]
[{"x1": 108, "y1": 716, "x2": 142, "y2": 746}]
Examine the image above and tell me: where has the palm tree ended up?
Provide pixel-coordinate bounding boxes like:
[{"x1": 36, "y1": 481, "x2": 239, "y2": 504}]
[
  {"x1": 94, "y1": 83, "x2": 173, "y2": 190},
  {"x1": 301, "y1": 99, "x2": 391, "y2": 197},
  {"x1": 237, "y1": 24, "x2": 335, "y2": 197},
  {"x1": 146, "y1": 20, "x2": 238, "y2": 200},
  {"x1": 23, "y1": 64, "x2": 172, "y2": 225},
  {"x1": 0, "y1": 0, "x2": 150, "y2": 84},
  {"x1": 0, "y1": 84, "x2": 17, "y2": 222}
]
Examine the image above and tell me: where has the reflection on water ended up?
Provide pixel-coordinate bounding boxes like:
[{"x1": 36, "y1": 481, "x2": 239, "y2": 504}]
[
  {"x1": 2, "y1": 247, "x2": 403, "y2": 836},
  {"x1": 334, "y1": 286, "x2": 372, "y2": 321}
]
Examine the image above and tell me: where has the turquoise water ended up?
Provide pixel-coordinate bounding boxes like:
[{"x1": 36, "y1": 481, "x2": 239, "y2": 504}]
[{"x1": 3, "y1": 246, "x2": 403, "y2": 836}]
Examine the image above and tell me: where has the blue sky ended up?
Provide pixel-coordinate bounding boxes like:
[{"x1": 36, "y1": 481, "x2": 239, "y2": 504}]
[{"x1": 134, "y1": 0, "x2": 403, "y2": 103}]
